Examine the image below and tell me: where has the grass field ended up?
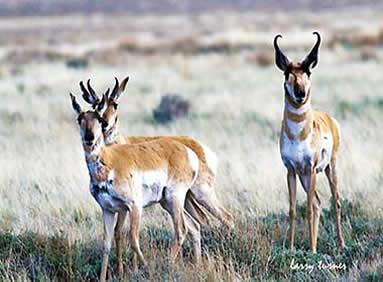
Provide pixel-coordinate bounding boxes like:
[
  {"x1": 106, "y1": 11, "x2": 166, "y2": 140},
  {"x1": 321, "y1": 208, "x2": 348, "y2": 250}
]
[{"x1": 0, "y1": 6, "x2": 382, "y2": 281}]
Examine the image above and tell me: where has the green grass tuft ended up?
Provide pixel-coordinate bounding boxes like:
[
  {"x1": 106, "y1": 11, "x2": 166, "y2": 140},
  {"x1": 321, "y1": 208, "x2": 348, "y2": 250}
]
[{"x1": 1, "y1": 200, "x2": 381, "y2": 281}]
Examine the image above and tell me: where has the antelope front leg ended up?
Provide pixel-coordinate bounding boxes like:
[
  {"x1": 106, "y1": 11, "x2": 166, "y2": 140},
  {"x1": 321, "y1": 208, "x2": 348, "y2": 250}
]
[
  {"x1": 287, "y1": 169, "x2": 297, "y2": 250},
  {"x1": 299, "y1": 170, "x2": 318, "y2": 253},
  {"x1": 129, "y1": 205, "x2": 146, "y2": 271},
  {"x1": 115, "y1": 211, "x2": 128, "y2": 277},
  {"x1": 325, "y1": 160, "x2": 345, "y2": 249},
  {"x1": 100, "y1": 210, "x2": 117, "y2": 282}
]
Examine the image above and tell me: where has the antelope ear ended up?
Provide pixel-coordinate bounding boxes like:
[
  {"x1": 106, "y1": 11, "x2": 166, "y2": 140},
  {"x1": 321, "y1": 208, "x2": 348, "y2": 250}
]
[
  {"x1": 96, "y1": 93, "x2": 107, "y2": 114},
  {"x1": 301, "y1": 32, "x2": 321, "y2": 70},
  {"x1": 274, "y1": 34, "x2": 291, "y2": 72},
  {"x1": 69, "y1": 93, "x2": 82, "y2": 115}
]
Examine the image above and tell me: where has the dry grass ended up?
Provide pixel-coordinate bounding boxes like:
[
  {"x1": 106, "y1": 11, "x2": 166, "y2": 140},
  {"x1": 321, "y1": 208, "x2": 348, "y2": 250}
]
[
  {"x1": 246, "y1": 50, "x2": 275, "y2": 67},
  {"x1": 0, "y1": 7, "x2": 383, "y2": 281}
]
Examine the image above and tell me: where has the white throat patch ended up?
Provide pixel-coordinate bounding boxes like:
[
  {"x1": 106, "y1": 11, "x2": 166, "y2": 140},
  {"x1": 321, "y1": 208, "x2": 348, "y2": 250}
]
[
  {"x1": 84, "y1": 136, "x2": 103, "y2": 159},
  {"x1": 104, "y1": 126, "x2": 117, "y2": 145},
  {"x1": 285, "y1": 82, "x2": 295, "y2": 97}
]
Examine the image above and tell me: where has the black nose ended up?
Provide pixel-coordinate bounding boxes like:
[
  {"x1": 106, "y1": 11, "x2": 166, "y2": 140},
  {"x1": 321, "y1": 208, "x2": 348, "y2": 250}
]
[
  {"x1": 295, "y1": 88, "x2": 306, "y2": 98},
  {"x1": 84, "y1": 132, "x2": 94, "y2": 143}
]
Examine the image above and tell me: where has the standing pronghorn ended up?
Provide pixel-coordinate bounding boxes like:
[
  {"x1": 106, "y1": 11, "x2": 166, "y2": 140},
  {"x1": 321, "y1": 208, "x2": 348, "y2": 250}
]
[
  {"x1": 274, "y1": 32, "x2": 345, "y2": 253},
  {"x1": 80, "y1": 77, "x2": 233, "y2": 230},
  {"x1": 70, "y1": 92, "x2": 202, "y2": 282}
]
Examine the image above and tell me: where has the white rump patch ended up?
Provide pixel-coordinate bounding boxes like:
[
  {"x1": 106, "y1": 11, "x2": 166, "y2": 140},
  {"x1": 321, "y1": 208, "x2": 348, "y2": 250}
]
[
  {"x1": 332, "y1": 117, "x2": 341, "y2": 145},
  {"x1": 200, "y1": 142, "x2": 218, "y2": 176},
  {"x1": 186, "y1": 147, "x2": 199, "y2": 186}
]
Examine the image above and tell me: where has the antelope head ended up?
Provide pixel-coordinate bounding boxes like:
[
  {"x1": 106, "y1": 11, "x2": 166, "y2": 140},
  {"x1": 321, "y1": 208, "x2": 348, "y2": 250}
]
[
  {"x1": 274, "y1": 32, "x2": 321, "y2": 106},
  {"x1": 101, "y1": 76, "x2": 129, "y2": 135},
  {"x1": 80, "y1": 76, "x2": 129, "y2": 141},
  {"x1": 70, "y1": 87, "x2": 108, "y2": 151}
]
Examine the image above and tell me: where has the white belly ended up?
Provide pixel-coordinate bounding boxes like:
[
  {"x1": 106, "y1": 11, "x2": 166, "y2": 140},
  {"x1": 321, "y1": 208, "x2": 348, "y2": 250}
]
[
  {"x1": 281, "y1": 132, "x2": 315, "y2": 172},
  {"x1": 281, "y1": 131, "x2": 333, "y2": 174},
  {"x1": 134, "y1": 169, "x2": 169, "y2": 208}
]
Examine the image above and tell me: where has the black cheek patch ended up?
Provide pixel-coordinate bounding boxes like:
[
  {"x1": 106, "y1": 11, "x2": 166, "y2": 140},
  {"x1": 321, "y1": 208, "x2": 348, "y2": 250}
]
[
  {"x1": 101, "y1": 120, "x2": 108, "y2": 129},
  {"x1": 284, "y1": 71, "x2": 290, "y2": 80},
  {"x1": 77, "y1": 113, "x2": 84, "y2": 124}
]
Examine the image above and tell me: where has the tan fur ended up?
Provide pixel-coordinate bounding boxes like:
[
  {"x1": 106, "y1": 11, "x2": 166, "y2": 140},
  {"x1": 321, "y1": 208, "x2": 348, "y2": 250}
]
[
  {"x1": 312, "y1": 111, "x2": 340, "y2": 159},
  {"x1": 96, "y1": 81, "x2": 233, "y2": 229},
  {"x1": 71, "y1": 94, "x2": 202, "y2": 282},
  {"x1": 100, "y1": 139, "x2": 195, "y2": 187},
  {"x1": 280, "y1": 87, "x2": 343, "y2": 253},
  {"x1": 126, "y1": 136, "x2": 215, "y2": 185},
  {"x1": 274, "y1": 33, "x2": 345, "y2": 253}
]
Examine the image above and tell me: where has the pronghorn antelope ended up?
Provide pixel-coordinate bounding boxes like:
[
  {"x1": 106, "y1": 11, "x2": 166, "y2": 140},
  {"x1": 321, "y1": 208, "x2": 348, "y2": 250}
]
[
  {"x1": 70, "y1": 92, "x2": 202, "y2": 282},
  {"x1": 80, "y1": 76, "x2": 233, "y2": 231},
  {"x1": 274, "y1": 32, "x2": 345, "y2": 253}
]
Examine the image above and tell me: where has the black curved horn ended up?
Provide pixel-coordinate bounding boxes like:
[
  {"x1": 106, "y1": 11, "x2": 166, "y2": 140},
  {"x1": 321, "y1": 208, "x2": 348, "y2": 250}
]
[
  {"x1": 96, "y1": 93, "x2": 107, "y2": 113},
  {"x1": 69, "y1": 93, "x2": 82, "y2": 114},
  {"x1": 274, "y1": 34, "x2": 290, "y2": 72},
  {"x1": 110, "y1": 77, "x2": 120, "y2": 100},
  {"x1": 301, "y1": 31, "x2": 321, "y2": 70},
  {"x1": 79, "y1": 80, "x2": 92, "y2": 104},
  {"x1": 87, "y1": 79, "x2": 99, "y2": 104},
  {"x1": 104, "y1": 88, "x2": 110, "y2": 101}
]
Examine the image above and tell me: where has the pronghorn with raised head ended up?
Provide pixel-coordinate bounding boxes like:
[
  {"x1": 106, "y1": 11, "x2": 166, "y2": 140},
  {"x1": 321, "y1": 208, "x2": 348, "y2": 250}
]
[
  {"x1": 80, "y1": 77, "x2": 233, "y2": 230},
  {"x1": 274, "y1": 32, "x2": 345, "y2": 253},
  {"x1": 70, "y1": 91, "x2": 202, "y2": 282}
]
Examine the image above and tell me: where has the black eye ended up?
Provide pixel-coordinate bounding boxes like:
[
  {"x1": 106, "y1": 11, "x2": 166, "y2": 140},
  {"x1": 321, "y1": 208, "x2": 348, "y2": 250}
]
[
  {"x1": 113, "y1": 103, "x2": 118, "y2": 110},
  {"x1": 284, "y1": 71, "x2": 290, "y2": 80},
  {"x1": 303, "y1": 68, "x2": 311, "y2": 77},
  {"x1": 101, "y1": 119, "x2": 108, "y2": 129},
  {"x1": 77, "y1": 114, "x2": 83, "y2": 124}
]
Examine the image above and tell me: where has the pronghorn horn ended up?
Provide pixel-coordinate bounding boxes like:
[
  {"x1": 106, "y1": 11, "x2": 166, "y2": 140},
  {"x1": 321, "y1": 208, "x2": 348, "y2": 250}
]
[
  {"x1": 79, "y1": 80, "x2": 93, "y2": 104},
  {"x1": 104, "y1": 88, "x2": 110, "y2": 102},
  {"x1": 118, "y1": 76, "x2": 129, "y2": 96},
  {"x1": 109, "y1": 76, "x2": 129, "y2": 102},
  {"x1": 96, "y1": 93, "x2": 107, "y2": 113},
  {"x1": 69, "y1": 93, "x2": 82, "y2": 114},
  {"x1": 110, "y1": 77, "x2": 120, "y2": 101},
  {"x1": 87, "y1": 79, "x2": 100, "y2": 107},
  {"x1": 274, "y1": 34, "x2": 291, "y2": 72},
  {"x1": 301, "y1": 31, "x2": 321, "y2": 70}
]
